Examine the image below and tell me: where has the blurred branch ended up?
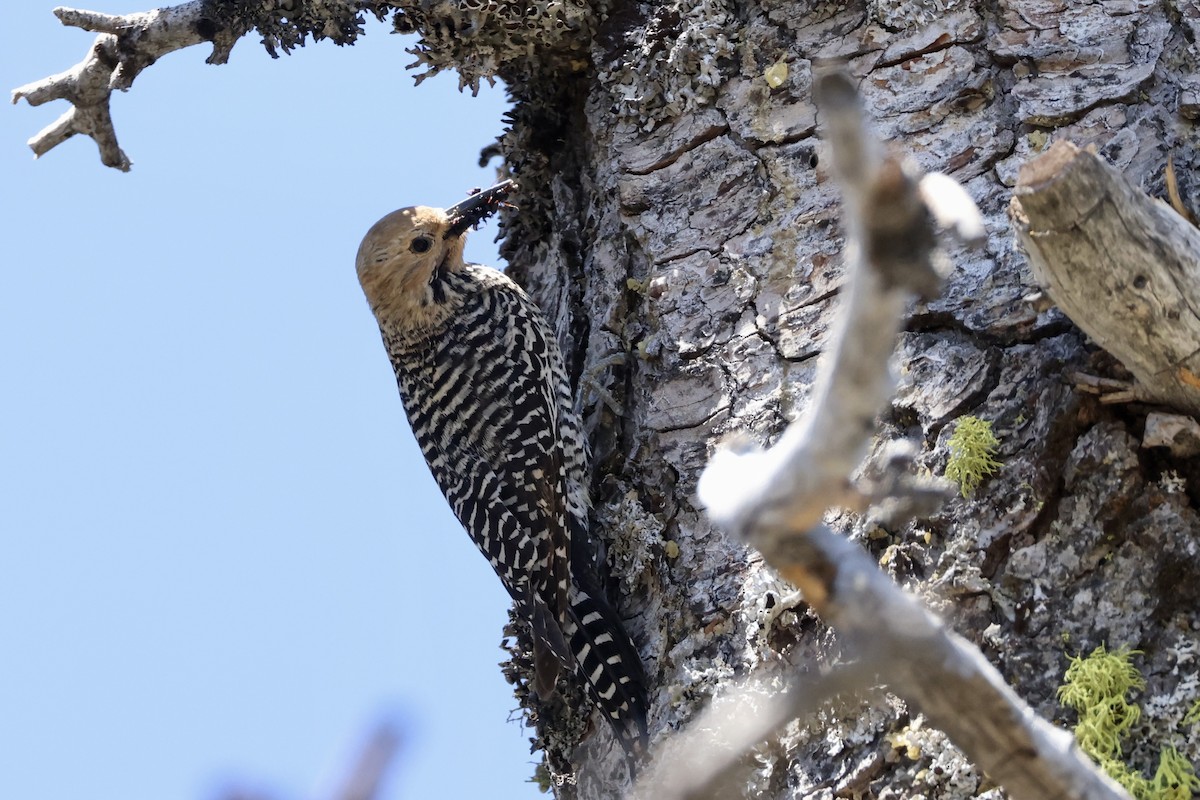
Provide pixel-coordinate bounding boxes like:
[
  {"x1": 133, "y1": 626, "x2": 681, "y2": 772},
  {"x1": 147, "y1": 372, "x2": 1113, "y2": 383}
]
[
  {"x1": 218, "y1": 721, "x2": 401, "y2": 800},
  {"x1": 333, "y1": 723, "x2": 401, "y2": 800},
  {"x1": 640, "y1": 67, "x2": 1132, "y2": 800}
]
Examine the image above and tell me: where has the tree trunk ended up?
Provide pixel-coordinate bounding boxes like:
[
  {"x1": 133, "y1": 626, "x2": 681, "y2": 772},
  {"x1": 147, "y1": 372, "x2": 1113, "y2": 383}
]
[{"x1": 492, "y1": 0, "x2": 1200, "y2": 796}]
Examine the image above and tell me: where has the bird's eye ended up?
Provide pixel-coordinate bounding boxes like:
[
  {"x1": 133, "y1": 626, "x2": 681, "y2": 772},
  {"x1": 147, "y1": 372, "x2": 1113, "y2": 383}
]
[{"x1": 410, "y1": 236, "x2": 433, "y2": 254}]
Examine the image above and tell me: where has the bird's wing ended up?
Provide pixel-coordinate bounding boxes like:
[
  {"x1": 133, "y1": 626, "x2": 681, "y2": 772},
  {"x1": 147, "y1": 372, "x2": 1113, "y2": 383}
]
[
  {"x1": 402, "y1": 279, "x2": 574, "y2": 649},
  {"x1": 422, "y1": 439, "x2": 572, "y2": 674}
]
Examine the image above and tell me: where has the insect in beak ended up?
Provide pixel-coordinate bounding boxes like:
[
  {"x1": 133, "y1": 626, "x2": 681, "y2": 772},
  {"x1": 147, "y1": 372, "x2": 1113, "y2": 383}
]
[{"x1": 444, "y1": 179, "x2": 517, "y2": 239}]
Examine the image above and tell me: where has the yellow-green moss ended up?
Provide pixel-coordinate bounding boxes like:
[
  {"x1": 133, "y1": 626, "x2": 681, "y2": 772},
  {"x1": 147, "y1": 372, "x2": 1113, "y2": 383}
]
[
  {"x1": 1149, "y1": 747, "x2": 1200, "y2": 800},
  {"x1": 1060, "y1": 646, "x2": 1142, "y2": 708},
  {"x1": 1184, "y1": 699, "x2": 1200, "y2": 726},
  {"x1": 1101, "y1": 757, "x2": 1152, "y2": 799},
  {"x1": 1058, "y1": 646, "x2": 1200, "y2": 800},
  {"x1": 944, "y1": 416, "x2": 1002, "y2": 497},
  {"x1": 1097, "y1": 748, "x2": 1200, "y2": 800},
  {"x1": 1059, "y1": 645, "x2": 1144, "y2": 760}
]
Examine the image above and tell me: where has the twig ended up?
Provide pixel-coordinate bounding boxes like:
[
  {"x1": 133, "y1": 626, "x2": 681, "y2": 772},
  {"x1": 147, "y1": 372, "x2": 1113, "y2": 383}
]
[{"x1": 679, "y1": 68, "x2": 1132, "y2": 800}]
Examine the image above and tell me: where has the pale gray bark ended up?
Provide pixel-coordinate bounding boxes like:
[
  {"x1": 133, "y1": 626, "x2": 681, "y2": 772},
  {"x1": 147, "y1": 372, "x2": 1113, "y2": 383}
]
[{"x1": 15, "y1": 1, "x2": 1200, "y2": 798}]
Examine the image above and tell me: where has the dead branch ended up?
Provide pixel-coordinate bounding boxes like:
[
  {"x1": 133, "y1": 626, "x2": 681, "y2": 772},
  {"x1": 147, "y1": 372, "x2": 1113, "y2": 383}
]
[
  {"x1": 644, "y1": 69, "x2": 1132, "y2": 800},
  {"x1": 1011, "y1": 140, "x2": 1200, "y2": 414},
  {"x1": 11, "y1": 3, "x2": 248, "y2": 170}
]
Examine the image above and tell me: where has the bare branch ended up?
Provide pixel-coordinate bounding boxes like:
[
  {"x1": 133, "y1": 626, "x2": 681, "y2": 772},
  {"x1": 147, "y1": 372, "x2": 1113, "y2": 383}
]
[
  {"x1": 215, "y1": 721, "x2": 401, "y2": 800},
  {"x1": 1011, "y1": 140, "x2": 1200, "y2": 414},
  {"x1": 11, "y1": 2, "x2": 247, "y2": 170},
  {"x1": 687, "y1": 69, "x2": 1131, "y2": 800}
]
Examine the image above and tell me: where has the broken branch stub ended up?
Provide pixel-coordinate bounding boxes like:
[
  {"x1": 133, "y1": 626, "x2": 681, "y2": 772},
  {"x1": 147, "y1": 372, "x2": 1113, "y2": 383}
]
[{"x1": 1011, "y1": 140, "x2": 1200, "y2": 414}]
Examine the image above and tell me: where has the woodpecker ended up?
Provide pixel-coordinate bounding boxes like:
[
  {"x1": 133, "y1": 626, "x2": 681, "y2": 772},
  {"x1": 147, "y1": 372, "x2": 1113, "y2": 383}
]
[{"x1": 355, "y1": 181, "x2": 648, "y2": 761}]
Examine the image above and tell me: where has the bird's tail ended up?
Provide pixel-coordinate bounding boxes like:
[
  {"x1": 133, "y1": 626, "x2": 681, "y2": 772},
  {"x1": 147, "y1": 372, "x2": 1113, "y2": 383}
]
[{"x1": 565, "y1": 581, "x2": 649, "y2": 763}]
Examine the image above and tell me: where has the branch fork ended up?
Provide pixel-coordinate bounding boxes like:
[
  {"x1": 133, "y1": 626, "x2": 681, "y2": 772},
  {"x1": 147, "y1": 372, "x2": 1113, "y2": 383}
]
[{"x1": 11, "y1": 3, "x2": 244, "y2": 170}]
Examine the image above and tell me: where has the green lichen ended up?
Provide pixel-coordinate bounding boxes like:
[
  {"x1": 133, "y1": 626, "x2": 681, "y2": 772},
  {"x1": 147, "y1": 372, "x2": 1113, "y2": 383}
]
[
  {"x1": 944, "y1": 415, "x2": 1002, "y2": 497},
  {"x1": 1149, "y1": 747, "x2": 1200, "y2": 800},
  {"x1": 1184, "y1": 699, "x2": 1200, "y2": 726},
  {"x1": 1059, "y1": 645, "x2": 1144, "y2": 760},
  {"x1": 1100, "y1": 757, "x2": 1151, "y2": 799},
  {"x1": 1058, "y1": 646, "x2": 1200, "y2": 800},
  {"x1": 1096, "y1": 747, "x2": 1200, "y2": 800}
]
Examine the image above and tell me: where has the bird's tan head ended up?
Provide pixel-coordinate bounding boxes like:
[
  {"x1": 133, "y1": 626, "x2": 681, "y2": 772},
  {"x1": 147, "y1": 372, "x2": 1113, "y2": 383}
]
[
  {"x1": 355, "y1": 205, "x2": 466, "y2": 329},
  {"x1": 355, "y1": 180, "x2": 515, "y2": 332}
]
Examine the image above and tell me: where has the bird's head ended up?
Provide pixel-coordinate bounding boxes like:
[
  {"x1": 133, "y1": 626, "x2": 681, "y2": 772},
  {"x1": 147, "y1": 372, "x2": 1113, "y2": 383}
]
[{"x1": 355, "y1": 180, "x2": 514, "y2": 330}]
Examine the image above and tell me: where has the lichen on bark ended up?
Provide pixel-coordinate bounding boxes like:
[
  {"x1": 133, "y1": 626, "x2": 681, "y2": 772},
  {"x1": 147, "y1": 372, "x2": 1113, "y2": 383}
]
[{"x1": 503, "y1": 0, "x2": 1200, "y2": 795}]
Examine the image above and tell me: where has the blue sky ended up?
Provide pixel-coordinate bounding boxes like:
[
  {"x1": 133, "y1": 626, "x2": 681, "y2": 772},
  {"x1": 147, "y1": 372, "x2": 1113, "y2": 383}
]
[{"x1": 2, "y1": 7, "x2": 543, "y2": 799}]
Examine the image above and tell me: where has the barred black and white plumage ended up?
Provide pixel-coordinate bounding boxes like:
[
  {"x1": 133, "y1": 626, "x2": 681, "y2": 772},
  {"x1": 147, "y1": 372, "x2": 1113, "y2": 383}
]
[{"x1": 354, "y1": 182, "x2": 648, "y2": 762}]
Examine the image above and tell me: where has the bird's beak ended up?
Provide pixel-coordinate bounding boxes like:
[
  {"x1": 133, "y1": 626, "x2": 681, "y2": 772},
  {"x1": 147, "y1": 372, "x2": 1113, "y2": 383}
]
[{"x1": 444, "y1": 179, "x2": 516, "y2": 239}]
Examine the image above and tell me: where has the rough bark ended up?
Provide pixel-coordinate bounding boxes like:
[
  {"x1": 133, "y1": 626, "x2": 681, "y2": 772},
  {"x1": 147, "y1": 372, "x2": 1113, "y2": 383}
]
[
  {"x1": 504, "y1": 1, "x2": 1200, "y2": 796},
  {"x1": 15, "y1": 0, "x2": 1200, "y2": 798}
]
